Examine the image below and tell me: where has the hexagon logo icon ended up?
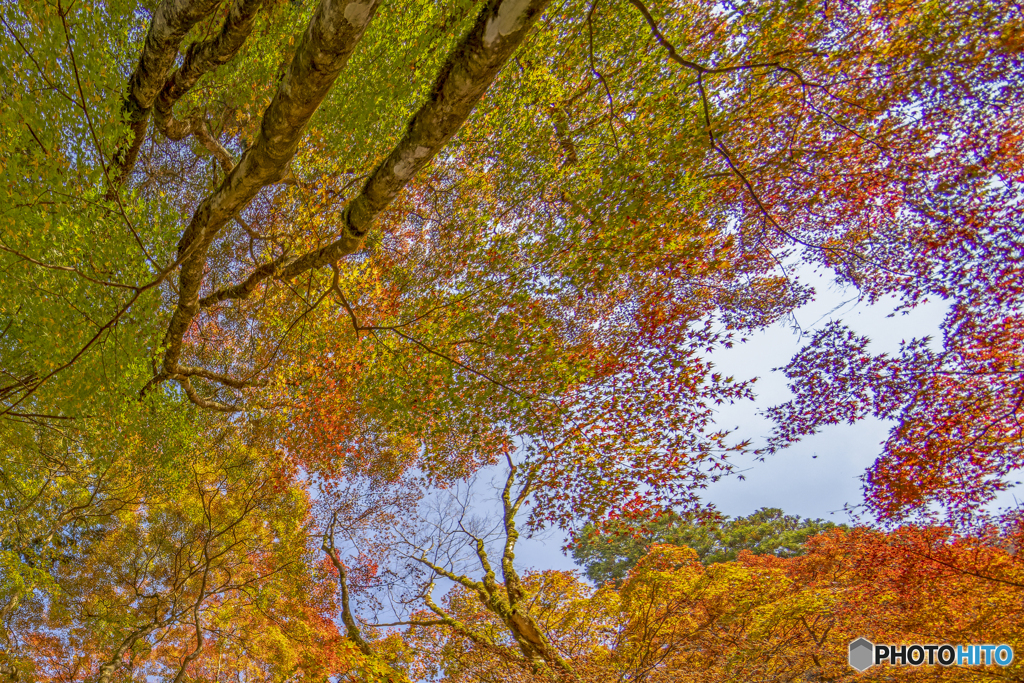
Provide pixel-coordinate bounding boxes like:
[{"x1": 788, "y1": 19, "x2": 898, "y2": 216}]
[{"x1": 849, "y1": 637, "x2": 875, "y2": 672}]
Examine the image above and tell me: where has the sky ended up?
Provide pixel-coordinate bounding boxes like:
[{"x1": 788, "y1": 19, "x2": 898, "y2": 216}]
[
  {"x1": 702, "y1": 271, "x2": 946, "y2": 522},
  {"x1": 380, "y1": 268, "x2": 1021, "y2": 609},
  {"x1": 514, "y1": 269, "x2": 955, "y2": 573}
]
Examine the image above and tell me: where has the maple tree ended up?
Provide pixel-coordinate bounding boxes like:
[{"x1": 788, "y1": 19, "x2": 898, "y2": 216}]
[
  {"x1": 602, "y1": 527, "x2": 1024, "y2": 683},
  {"x1": 399, "y1": 525, "x2": 1024, "y2": 682},
  {"x1": 0, "y1": 405, "x2": 356, "y2": 682},
  {"x1": 0, "y1": 0, "x2": 1021, "y2": 679},
  {"x1": 754, "y1": 2, "x2": 1024, "y2": 526}
]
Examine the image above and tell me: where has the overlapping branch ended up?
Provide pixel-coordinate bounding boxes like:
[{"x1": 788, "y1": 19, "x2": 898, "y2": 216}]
[
  {"x1": 159, "y1": 0, "x2": 385, "y2": 401},
  {"x1": 154, "y1": 0, "x2": 265, "y2": 142},
  {"x1": 153, "y1": 0, "x2": 268, "y2": 176},
  {"x1": 165, "y1": 0, "x2": 551, "y2": 409},
  {"x1": 109, "y1": 0, "x2": 223, "y2": 191},
  {"x1": 400, "y1": 465, "x2": 575, "y2": 679},
  {"x1": 198, "y1": 0, "x2": 553, "y2": 305}
]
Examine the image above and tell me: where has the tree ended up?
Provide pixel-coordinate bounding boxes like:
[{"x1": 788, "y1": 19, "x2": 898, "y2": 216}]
[
  {"x1": 753, "y1": 1, "x2": 1024, "y2": 525},
  {"x1": 571, "y1": 507, "x2": 844, "y2": 585},
  {"x1": 0, "y1": 0, "x2": 1021, "y2": 679},
  {"x1": 401, "y1": 570, "x2": 615, "y2": 683},
  {"x1": 399, "y1": 526, "x2": 1024, "y2": 682},
  {"x1": 0, "y1": 411, "x2": 353, "y2": 683},
  {"x1": 382, "y1": 460, "x2": 581, "y2": 680}
]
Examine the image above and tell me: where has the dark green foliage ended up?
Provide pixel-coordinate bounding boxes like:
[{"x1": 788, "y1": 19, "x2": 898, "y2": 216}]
[{"x1": 572, "y1": 507, "x2": 845, "y2": 585}]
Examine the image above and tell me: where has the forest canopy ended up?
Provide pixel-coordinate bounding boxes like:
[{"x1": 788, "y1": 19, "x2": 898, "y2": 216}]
[{"x1": 0, "y1": 0, "x2": 1021, "y2": 680}]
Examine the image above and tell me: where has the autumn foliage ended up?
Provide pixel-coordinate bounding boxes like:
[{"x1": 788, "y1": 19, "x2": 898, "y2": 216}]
[
  {"x1": 400, "y1": 527, "x2": 1024, "y2": 683},
  {"x1": 0, "y1": 0, "x2": 1021, "y2": 680}
]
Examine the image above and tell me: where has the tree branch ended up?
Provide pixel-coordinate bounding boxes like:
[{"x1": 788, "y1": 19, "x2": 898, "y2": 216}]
[
  {"x1": 160, "y1": 0, "x2": 384, "y2": 404},
  {"x1": 322, "y1": 518, "x2": 374, "y2": 657},
  {"x1": 108, "y1": 0, "x2": 223, "y2": 192},
  {"x1": 154, "y1": 0, "x2": 265, "y2": 139},
  {"x1": 198, "y1": 0, "x2": 553, "y2": 306}
]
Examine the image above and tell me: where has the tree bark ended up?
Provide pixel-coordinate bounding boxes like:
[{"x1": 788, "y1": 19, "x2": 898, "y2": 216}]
[
  {"x1": 154, "y1": 0, "x2": 266, "y2": 142},
  {"x1": 0, "y1": 662, "x2": 18, "y2": 683},
  {"x1": 197, "y1": 0, "x2": 553, "y2": 308},
  {"x1": 109, "y1": 0, "x2": 222, "y2": 191},
  {"x1": 93, "y1": 625, "x2": 155, "y2": 683},
  {"x1": 161, "y1": 0, "x2": 383, "y2": 382},
  {"x1": 323, "y1": 543, "x2": 374, "y2": 657}
]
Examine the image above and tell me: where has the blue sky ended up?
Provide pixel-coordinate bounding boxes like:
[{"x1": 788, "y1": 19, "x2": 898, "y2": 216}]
[
  {"x1": 516, "y1": 270, "x2": 955, "y2": 572},
  {"x1": 703, "y1": 271, "x2": 948, "y2": 522}
]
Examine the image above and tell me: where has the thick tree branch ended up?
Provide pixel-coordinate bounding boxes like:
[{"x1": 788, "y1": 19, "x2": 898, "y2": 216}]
[
  {"x1": 109, "y1": 0, "x2": 223, "y2": 191},
  {"x1": 94, "y1": 624, "x2": 157, "y2": 683},
  {"x1": 170, "y1": 613, "x2": 204, "y2": 683},
  {"x1": 160, "y1": 0, "x2": 384, "y2": 393},
  {"x1": 500, "y1": 461, "x2": 526, "y2": 607},
  {"x1": 161, "y1": 0, "x2": 551, "y2": 409},
  {"x1": 153, "y1": 0, "x2": 266, "y2": 176},
  {"x1": 421, "y1": 583, "x2": 512, "y2": 657},
  {"x1": 199, "y1": 254, "x2": 296, "y2": 307},
  {"x1": 154, "y1": 0, "x2": 265, "y2": 138},
  {"x1": 193, "y1": 119, "x2": 237, "y2": 173},
  {"x1": 199, "y1": 0, "x2": 553, "y2": 307}
]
